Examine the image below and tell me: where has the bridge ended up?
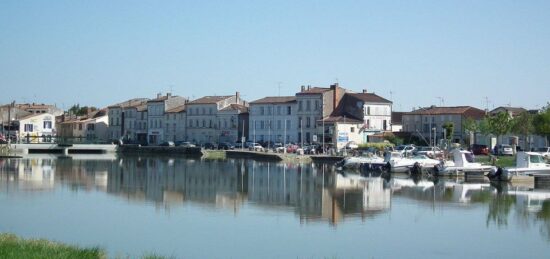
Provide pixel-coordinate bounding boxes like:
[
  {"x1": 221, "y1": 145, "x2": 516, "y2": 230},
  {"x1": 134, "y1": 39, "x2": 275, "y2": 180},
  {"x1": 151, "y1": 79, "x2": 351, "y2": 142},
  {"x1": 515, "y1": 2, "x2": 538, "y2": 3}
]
[{"x1": 10, "y1": 143, "x2": 117, "y2": 155}]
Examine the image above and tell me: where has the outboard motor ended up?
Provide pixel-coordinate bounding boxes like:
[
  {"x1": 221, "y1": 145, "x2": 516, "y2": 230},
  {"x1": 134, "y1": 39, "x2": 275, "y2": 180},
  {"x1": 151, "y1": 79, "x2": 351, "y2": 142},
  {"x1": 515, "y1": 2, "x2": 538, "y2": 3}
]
[{"x1": 487, "y1": 167, "x2": 503, "y2": 180}]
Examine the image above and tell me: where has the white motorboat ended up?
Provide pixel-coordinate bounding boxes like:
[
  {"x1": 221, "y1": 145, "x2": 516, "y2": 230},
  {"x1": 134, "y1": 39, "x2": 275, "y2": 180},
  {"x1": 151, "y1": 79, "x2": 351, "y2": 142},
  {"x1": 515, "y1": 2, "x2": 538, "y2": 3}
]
[
  {"x1": 388, "y1": 154, "x2": 441, "y2": 173},
  {"x1": 490, "y1": 152, "x2": 550, "y2": 182},
  {"x1": 433, "y1": 149, "x2": 497, "y2": 177},
  {"x1": 336, "y1": 154, "x2": 385, "y2": 170}
]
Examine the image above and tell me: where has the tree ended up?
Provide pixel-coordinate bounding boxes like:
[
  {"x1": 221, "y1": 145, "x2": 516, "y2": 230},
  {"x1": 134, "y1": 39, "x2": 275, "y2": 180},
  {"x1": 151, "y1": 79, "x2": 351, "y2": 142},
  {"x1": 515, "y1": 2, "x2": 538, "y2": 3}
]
[
  {"x1": 510, "y1": 112, "x2": 534, "y2": 150},
  {"x1": 488, "y1": 112, "x2": 511, "y2": 144},
  {"x1": 533, "y1": 106, "x2": 550, "y2": 147},
  {"x1": 442, "y1": 122, "x2": 454, "y2": 142},
  {"x1": 462, "y1": 117, "x2": 478, "y2": 146},
  {"x1": 67, "y1": 104, "x2": 97, "y2": 116}
]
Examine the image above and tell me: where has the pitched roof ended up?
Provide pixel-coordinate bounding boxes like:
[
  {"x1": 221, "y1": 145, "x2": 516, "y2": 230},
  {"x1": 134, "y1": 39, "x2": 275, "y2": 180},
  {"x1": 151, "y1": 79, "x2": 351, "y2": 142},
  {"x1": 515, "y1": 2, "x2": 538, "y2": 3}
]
[
  {"x1": 490, "y1": 106, "x2": 527, "y2": 115},
  {"x1": 347, "y1": 93, "x2": 392, "y2": 104},
  {"x1": 296, "y1": 87, "x2": 331, "y2": 95},
  {"x1": 136, "y1": 105, "x2": 148, "y2": 112},
  {"x1": 188, "y1": 95, "x2": 233, "y2": 105},
  {"x1": 406, "y1": 106, "x2": 486, "y2": 118},
  {"x1": 219, "y1": 104, "x2": 249, "y2": 113},
  {"x1": 250, "y1": 96, "x2": 296, "y2": 104},
  {"x1": 166, "y1": 105, "x2": 186, "y2": 113},
  {"x1": 108, "y1": 98, "x2": 149, "y2": 108}
]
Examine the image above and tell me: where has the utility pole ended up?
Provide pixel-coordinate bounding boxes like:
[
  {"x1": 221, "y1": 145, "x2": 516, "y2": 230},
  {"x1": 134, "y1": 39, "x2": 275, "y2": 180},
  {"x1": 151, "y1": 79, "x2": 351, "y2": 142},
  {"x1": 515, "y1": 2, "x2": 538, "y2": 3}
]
[
  {"x1": 300, "y1": 119, "x2": 303, "y2": 148},
  {"x1": 242, "y1": 119, "x2": 245, "y2": 151}
]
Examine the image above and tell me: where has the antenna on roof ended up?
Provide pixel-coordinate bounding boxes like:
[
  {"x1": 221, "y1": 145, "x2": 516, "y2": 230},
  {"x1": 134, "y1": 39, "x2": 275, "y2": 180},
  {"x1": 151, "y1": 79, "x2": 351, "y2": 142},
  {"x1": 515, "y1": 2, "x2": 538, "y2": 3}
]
[
  {"x1": 389, "y1": 91, "x2": 393, "y2": 102},
  {"x1": 436, "y1": 97, "x2": 444, "y2": 106},
  {"x1": 484, "y1": 96, "x2": 490, "y2": 112},
  {"x1": 277, "y1": 82, "x2": 283, "y2": 96}
]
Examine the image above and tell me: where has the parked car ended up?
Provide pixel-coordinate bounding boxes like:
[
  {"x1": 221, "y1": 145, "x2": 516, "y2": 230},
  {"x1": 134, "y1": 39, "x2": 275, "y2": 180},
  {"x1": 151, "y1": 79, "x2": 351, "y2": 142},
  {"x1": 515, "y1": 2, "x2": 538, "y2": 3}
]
[
  {"x1": 218, "y1": 142, "x2": 235, "y2": 150},
  {"x1": 471, "y1": 144, "x2": 490, "y2": 155},
  {"x1": 234, "y1": 142, "x2": 244, "y2": 149},
  {"x1": 249, "y1": 143, "x2": 264, "y2": 152},
  {"x1": 536, "y1": 147, "x2": 550, "y2": 159},
  {"x1": 286, "y1": 144, "x2": 299, "y2": 153},
  {"x1": 159, "y1": 141, "x2": 175, "y2": 147},
  {"x1": 496, "y1": 144, "x2": 514, "y2": 156},
  {"x1": 202, "y1": 143, "x2": 218, "y2": 149},
  {"x1": 415, "y1": 146, "x2": 442, "y2": 157},
  {"x1": 176, "y1": 141, "x2": 196, "y2": 147}
]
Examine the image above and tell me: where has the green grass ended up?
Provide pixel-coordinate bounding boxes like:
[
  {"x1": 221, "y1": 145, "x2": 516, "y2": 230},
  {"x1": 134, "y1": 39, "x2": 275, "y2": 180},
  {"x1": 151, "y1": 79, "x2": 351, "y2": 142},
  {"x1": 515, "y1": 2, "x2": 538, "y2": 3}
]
[
  {"x1": 0, "y1": 233, "x2": 174, "y2": 259},
  {"x1": 475, "y1": 155, "x2": 516, "y2": 167},
  {"x1": 0, "y1": 233, "x2": 105, "y2": 259},
  {"x1": 202, "y1": 150, "x2": 226, "y2": 160}
]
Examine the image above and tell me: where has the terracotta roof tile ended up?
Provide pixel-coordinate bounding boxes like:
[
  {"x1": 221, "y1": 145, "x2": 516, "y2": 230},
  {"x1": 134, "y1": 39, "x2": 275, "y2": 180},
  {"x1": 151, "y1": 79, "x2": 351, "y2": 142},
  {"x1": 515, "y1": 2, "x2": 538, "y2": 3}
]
[
  {"x1": 406, "y1": 106, "x2": 485, "y2": 118},
  {"x1": 220, "y1": 104, "x2": 249, "y2": 113}
]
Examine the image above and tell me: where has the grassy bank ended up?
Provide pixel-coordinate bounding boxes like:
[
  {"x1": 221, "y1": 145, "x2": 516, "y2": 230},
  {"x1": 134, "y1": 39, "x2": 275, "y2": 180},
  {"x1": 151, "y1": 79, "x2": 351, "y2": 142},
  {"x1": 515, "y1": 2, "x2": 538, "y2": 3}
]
[
  {"x1": 202, "y1": 150, "x2": 226, "y2": 160},
  {"x1": 0, "y1": 233, "x2": 172, "y2": 259},
  {"x1": 476, "y1": 155, "x2": 515, "y2": 167},
  {"x1": 0, "y1": 233, "x2": 104, "y2": 259}
]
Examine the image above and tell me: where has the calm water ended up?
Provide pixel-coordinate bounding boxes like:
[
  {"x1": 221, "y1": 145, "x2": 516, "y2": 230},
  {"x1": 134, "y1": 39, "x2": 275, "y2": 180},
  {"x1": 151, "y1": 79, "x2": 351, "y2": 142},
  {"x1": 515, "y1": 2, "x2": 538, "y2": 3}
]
[{"x1": 1, "y1": 154, "x2": 550, "y2": 258}]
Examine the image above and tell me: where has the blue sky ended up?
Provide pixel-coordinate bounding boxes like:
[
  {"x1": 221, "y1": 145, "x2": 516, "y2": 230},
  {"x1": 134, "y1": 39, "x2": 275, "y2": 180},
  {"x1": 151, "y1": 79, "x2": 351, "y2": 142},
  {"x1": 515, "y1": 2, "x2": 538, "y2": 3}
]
[{"x1": 1, "y1": 0, "x2": 549, "y2": 111}]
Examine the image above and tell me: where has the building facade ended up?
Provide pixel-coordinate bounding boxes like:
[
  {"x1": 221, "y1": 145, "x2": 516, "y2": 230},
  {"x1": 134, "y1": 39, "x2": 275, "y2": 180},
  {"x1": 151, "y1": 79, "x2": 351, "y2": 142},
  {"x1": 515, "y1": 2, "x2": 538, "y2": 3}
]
[
  {"x1": 402, "y1": 106, "x2": 485, "y2": 144},
  {"x1": 147, "y1": 93, "x2": 187, "y2": 145},
  {"x1": 248, "y1": 96, "x2": 297, "y2": 144},
  {"x1": 14, "y1": 113, "x2": 56, "y2": 143}
]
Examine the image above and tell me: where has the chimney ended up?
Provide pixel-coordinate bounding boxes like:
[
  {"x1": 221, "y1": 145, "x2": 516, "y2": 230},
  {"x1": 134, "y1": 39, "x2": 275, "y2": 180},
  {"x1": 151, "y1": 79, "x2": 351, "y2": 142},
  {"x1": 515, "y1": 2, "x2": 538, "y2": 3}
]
[
  {"x1": 167, "y1": 92, "x2": 172, "y2": 98},
  {"x1": 307, "y1": 85, "x2": 311, "y2": 90},
  {"x1": 363, "y1": 89, "x2": 367, "y2": 93},
  {"x1": 157, "y1": 93, "x2": 162, "y2": 98},
  {"x1": 236, "y1": 91, "x2": 240, "y2": 103},
  {"x1": 301, "y1": 85, "x2": 305, "y2": 92}
]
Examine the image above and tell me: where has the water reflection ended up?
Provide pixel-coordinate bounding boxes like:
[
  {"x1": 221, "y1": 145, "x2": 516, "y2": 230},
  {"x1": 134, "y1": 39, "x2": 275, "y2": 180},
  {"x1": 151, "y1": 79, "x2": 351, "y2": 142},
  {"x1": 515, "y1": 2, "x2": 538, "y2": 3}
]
[{"x1": 1, "y1": 155, "x2": 550, "y2": 232}]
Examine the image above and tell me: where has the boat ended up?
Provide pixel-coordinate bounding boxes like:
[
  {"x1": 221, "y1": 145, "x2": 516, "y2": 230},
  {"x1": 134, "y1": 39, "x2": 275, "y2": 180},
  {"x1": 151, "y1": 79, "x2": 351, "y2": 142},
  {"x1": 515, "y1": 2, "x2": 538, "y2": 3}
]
[
  {"x1": 432, "y1": 149, "x2": 497, "y2": 177},
  {"x1": 488, "y1": 152, "x2": 550, "y2": 182},
  {"x1": 336, "y1": 154, "x2": 385, "y2": 170},
  {"x1": 388, "y1": 154, "x2": 441, "y2": 174}
]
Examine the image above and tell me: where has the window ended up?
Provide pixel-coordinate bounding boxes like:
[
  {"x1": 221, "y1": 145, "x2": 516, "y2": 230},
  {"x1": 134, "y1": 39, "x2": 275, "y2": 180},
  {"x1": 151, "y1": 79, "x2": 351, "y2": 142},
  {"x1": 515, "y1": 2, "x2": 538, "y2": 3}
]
[
  {"x1": 383, "y1": 120, "x2": 387, "y2": 130},
  {"x1": 306, "y1": 117, "x2": 311, "y2": 128},
  {"x1": 315, "y1": 100, "x2": 320, "y2": 111},
  {"x1": 367, "y1": 106, "x2": 371, "y2": 115},
  {"x1": 260, "y1": 107, "x2": 265, "y2": 115},
  {"x1": 286, "y1": 120, "x2": 291, "y2": 130},
  {"x1": 260, "y1": 121, "x2": 264, "y2": 129},
  {"x1": 351, "y1": 127, "x2": 355, "y2": 133},
  {"x1": 287, "y1": 106, "x2": 291, "y2": 115},
  {"x1": 43, "y1": 121, "x2": 52, "y2": 129},
  {"x1": 79, "y1": 123, "x2": 83, "y2": 130},
  {"x1": 277, "y1": 106, "x2": 281, "y2": 115},
  {"x1": 277, "y1": 120, "x2": 281, "y2": 129},
  {"x1": 306, "y1": 100, "x2": 311, "y2": 111},
  {"x1": 298, "y1": 117, "x2": 302, "y2": 128},
  {"x1": 87, "y1": 124, "x2": 95, "y2": 130},
  {"x1": 24, "y1": 124, "x2": 33, "y2": 132},
  {"x1": 268, "y1": 106, "x2": 272, "y2": 115},
  {"x1": 298, "y1": 101, "x2": 302, "y2": 111}
]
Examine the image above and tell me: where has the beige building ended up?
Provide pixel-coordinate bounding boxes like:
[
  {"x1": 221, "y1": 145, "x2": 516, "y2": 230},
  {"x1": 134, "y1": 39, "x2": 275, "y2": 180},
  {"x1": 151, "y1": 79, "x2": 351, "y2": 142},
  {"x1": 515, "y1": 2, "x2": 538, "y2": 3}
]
[
  {"x1": 146, "y1": 93, "x2": 186, "y2": 145},
  {"x1": 186, "y1": 93, "x2": 246, "y2": 144},
  {"x1": 107, "y1": 98, "x2": 148, "y2": 142},
  {"x1": 248, "y1": 96, "x2": 297, "y2": 144},
  {"x1": 402, "y1": 106, "x2": 485, "y2": 144}
]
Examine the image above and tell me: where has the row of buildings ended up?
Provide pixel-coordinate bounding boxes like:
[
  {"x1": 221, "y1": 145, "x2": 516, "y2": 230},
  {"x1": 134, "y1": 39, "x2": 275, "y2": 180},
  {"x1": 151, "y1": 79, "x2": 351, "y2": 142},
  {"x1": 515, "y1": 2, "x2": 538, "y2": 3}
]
[{"x1": 1, "y1": 83, "x2": 546, "y2": 149}]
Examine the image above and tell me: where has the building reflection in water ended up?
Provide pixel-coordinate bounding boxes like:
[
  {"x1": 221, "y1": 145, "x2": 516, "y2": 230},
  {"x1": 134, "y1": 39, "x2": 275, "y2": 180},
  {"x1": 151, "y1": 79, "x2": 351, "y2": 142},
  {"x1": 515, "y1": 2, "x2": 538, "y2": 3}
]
[{"x1": 1, "y1": 156, "x2": 550, "y2": 229}]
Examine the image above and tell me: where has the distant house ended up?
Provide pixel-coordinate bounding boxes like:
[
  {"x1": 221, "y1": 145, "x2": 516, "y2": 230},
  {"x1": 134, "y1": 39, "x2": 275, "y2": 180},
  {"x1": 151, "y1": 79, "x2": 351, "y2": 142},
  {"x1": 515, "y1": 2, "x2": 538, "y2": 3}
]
[
  {"x1": 490, "y1": 106, "x2": 527, "y2": 117},
  {"x1": 14, "y1": 113, "x2": 56, "y2": 143},
  {"x1": 186, "y1": 92, "x2": 246, "y2": 144},
  {"x1": 146, "y1": 93, "x2": 187, "y2": 145},
  {"x1": 107, "y1": 98, "x2": 149, "y2": 142},
  {"x1": 249, "y1": 96, "x2": 297, "y2": 144},
  {"x1": 402, "y1": 106, "x2": 485, "y2": 144}
]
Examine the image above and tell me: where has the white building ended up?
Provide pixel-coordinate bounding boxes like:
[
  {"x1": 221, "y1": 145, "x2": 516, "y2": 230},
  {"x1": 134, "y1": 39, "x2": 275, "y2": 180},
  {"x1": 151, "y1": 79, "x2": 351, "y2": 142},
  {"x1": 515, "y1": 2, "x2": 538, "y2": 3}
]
[
  {"x1": 164, "y1": 105, "x2": 186, "y2": 142},
  {"x1": 15, "y1": 113, "x2": 56, "y2": 143},
  {"x1": 146, "y1": 93, "x2": 187, "y2": 145},
  {"x1": 338, "y1": 91, "x2": 392, "y2": 142},
  {"x1": 107, "y1": 98, "x2": 148, "y2": 142},
  {"x1": 186, "y1": 93, "x2": 245, "y2": 144},
  {"x1": 218, "y1": 104, "x2": 249, "y2": 143},
  {"x1": 248, "y1": 96, "x2": 297, "y2": 144}
]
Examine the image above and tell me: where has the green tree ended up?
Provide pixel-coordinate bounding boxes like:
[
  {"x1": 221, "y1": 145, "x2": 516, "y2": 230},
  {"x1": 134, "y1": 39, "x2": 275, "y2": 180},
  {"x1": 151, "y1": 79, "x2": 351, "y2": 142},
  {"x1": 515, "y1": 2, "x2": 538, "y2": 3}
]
[
  {"x1": 510, "y1": 111, "x2": 534, "y2": 150},
  {"x1": 67, "y1": 104, "x2": 97, "y2": 116},
  {"x1": 533, "y1": 105, "x2": 550, "y2": 146},
  {"x1": 462, "y1": 117, "x2": 478, "y2": 146},
  {"x1": 442, "y1": 122, "x2": 454, "y2": 141},
  {"x1": 488, "y1": 112, "x2": 511, "y2": 144}
]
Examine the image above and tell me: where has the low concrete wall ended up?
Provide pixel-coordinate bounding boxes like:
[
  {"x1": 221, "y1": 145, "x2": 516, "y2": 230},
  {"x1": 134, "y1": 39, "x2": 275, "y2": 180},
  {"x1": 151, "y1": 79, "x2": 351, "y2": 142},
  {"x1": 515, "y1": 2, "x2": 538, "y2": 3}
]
[
  {"x1": 226, "y1": 150, "x2": 283, "y2": 161},
  {"x1": 118, "y1": 146, "x2": 202, "y2": 156},
  {"x1": 310, "y1": 155, "x2": 344, "y2": 163}
]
